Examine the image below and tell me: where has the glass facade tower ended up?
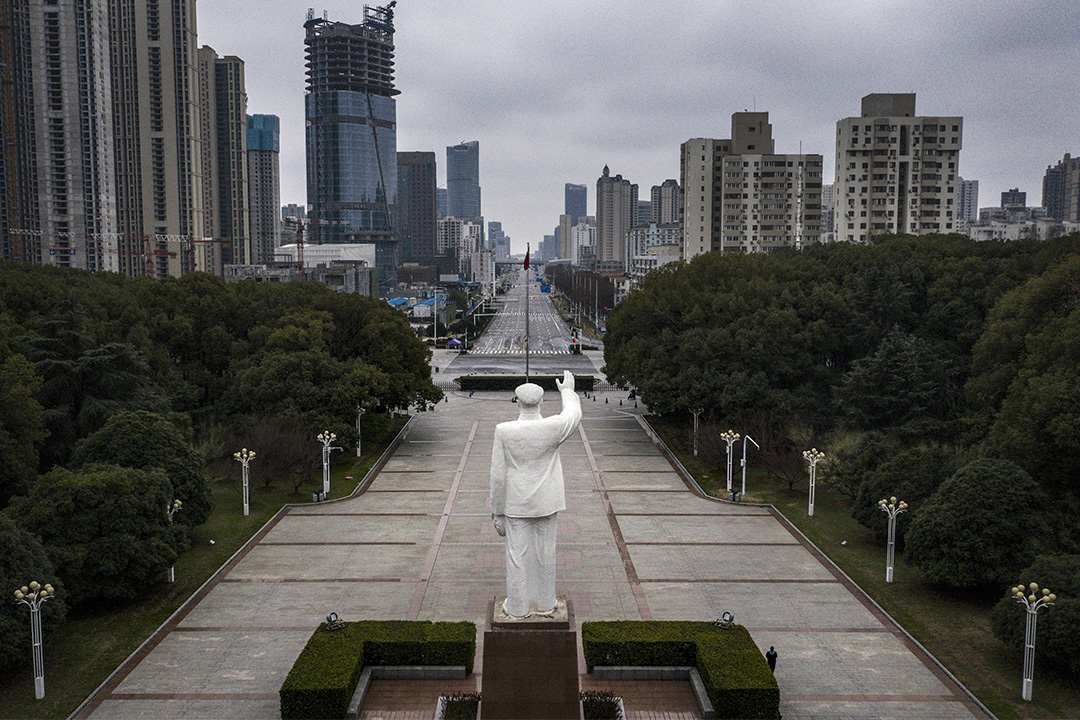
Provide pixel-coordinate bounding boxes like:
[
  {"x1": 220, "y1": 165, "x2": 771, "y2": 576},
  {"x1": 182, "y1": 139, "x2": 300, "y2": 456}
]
[{"x1": 304, "y1": 5, "x2": 398, "y2": 290}]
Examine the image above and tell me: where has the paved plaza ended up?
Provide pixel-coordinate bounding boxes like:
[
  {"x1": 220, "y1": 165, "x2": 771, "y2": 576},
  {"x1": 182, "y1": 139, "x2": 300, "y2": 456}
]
[{"x1": 73, "y1": 353, "x2": 989, "y2": 719}]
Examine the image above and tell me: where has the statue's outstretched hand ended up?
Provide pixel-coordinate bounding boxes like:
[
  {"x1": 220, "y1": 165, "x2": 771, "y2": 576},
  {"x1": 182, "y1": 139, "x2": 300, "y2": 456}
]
[
  {"x1": 492, "y1": 514, "x2": 506, "y2": 537},
  {"x1": 555, "y1": 370, "x2": 575, "y2": 392}
]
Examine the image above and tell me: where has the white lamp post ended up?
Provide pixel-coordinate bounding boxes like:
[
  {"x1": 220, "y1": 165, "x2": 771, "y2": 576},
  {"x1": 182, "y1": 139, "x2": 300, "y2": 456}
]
[
  {"x1": 13, "y1": 581, "x2": 54, "y2": 699},
  {"x1": 720, "y1": 430, "x2": 740, "y2": 494},
  {"x1": 803, "y1": 448, "x2": 825, "y2": 517},
  {"x1": 317, "y1": 431, "x2": 343, "y2": 496},
  {"x1": 233, "y1": 448, "x2": 255, "y2": 516},
  {"x1": 356, "y1": 407, "x2": 364, "y2": 458},
  {"x1": 166, "y1": 499, "x2": 182, "y2": 582},
  {"x1": 691, "y1": 408, "x2": 705, "y2": 457},
  {"x1": 1012, "y1": 582, "x2": 1056, "y2": 701},
  {"x1": 740, "y1": 434, "x2": 759, "y2": 499},
  {"x1": 878, "y1": 496, "x2": 908, "y2": 582}
]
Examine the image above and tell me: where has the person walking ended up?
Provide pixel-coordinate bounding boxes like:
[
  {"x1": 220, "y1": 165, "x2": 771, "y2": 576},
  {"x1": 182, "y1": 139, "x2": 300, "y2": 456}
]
[{"x1": 766, "y1": 646, "x2": 777, "y2": 672}]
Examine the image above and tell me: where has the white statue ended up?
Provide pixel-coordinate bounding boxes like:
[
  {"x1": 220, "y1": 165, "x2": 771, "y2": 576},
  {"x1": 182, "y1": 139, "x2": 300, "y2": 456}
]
[{"x1": 490, "y1": 371, "x2": 582, "y2": 618}]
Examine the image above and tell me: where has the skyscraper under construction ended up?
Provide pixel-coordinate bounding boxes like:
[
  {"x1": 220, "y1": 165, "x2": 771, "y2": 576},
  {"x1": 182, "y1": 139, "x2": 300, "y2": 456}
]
[{"x1": 305, "y1": 4, "x2": 399, "y2": 291}]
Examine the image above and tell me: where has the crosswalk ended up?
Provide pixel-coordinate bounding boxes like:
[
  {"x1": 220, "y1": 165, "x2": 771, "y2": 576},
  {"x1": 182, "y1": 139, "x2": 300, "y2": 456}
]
[{"x1": 469, "y1": 347, "x2": 572, "y2": 356}]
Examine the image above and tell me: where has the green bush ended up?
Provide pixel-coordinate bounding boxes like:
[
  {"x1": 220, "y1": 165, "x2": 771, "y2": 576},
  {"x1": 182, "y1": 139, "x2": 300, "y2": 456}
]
[
  {"x1": 581, "y1": 689, "x2": 620, "y2": 719},
  {"x1": 456, "y1": 374, "x2": 596, "y2": 392},
  {"x1": 581, "y1": 621, "x2": 779, "y2": 719},
  {"x1": 279, "y1": 620, "x2": 476, "y2": 719}
]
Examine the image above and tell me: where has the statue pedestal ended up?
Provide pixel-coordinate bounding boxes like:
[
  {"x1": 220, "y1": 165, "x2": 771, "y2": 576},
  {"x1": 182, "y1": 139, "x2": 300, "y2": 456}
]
[{"x1": 481, "y1": 596, "x2": 581, "y2": 720}]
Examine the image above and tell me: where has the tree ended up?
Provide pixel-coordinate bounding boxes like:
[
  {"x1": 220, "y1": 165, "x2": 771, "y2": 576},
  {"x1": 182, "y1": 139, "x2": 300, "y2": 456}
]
[
  {"x1": 851, "y1": 443, "x2": 959, "y2": 542},
  {"x1": 9, "y1": 465, "x2": 182, "y2": 605},
  {"x1": 70, "y1": 411, "x2": 213, "y2": 527},
  {"x1": 819, "y1": 430, "x2": 898, "y2": 501},
  {"x1": 0, "y1": 351, "x2": 44, "y2": 508},
  {"x1": 0, "y1": 513, "x2": 67, "y2": 674},
  {"x1": 991, "y1": 554, "x2": 1080, "y2": 677},
  {"x1": 904, "y1": 459, "x2": 1051, "y2": 590},
  {"x1": 243, "y1": 418, "x2": 322, "y2": 493},
  {"x1": 833, "y1": 330, "x2": 960, "y2": 439}
]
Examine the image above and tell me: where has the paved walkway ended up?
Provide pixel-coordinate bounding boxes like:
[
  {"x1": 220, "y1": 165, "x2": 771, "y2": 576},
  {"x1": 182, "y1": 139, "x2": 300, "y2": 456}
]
[{"x1": 75, "y1": 373, "x2": 988, "y2": 720}]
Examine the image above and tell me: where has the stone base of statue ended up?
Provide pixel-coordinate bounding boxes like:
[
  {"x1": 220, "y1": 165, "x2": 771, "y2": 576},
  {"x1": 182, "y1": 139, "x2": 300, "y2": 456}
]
[{"x1": 481, "y1": 596, "x2": 581, "y2": 720}]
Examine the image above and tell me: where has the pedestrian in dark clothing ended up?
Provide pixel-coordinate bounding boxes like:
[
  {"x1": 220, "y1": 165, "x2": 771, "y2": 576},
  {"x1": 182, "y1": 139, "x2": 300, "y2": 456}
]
[{"x1": 766, "y1": 646, "x2": 777, "y2": 672}]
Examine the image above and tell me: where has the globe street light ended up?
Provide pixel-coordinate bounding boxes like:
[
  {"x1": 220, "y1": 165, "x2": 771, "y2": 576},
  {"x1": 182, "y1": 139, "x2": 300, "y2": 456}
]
[
  {"x1": 13, "y1": 581, "x2": 54, "y2": 699},
  {"x1": 1012, "y1": 582, "x2": 1056, "y2": 701},
  {"x1": 317, "y1": 431, "x2": 343, "y2": 496},
  {"x1": 165, "y1": 499, "x2": 182, "y2": 582},
  {"x1": 720, "y1": 430, "x2": 740, "y2": 494},
  {"x1": 233, "y1": 448, "x2": 255, "y2": 516},
  {"x1": 356, "y1": 407, "x2": 365, "y2": 458},
  {"x1": 691, "y1": 408, "x2": 705, "y2": 457},
  {"x1": 878, "y1": 496, "x2": 908, "y2": 582},
  {"x1": 803, "y1": 448, "x2": 825, "y2": 517},
  {"x1": 740, "y1": 434, "x2": 759, "y2": 499}
]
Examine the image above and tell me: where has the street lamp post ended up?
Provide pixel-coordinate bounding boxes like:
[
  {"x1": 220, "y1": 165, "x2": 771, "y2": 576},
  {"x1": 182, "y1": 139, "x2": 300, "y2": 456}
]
[
  {"x1": 740, "y1": 434, "x2": 759, "y2": 499},
  {"x1": 13, "y1": 581, "x2": 54, "y2": 699},
  {"x1": 720, "y1": 430, "x2": 740, "y2": 494},
  {"x1": 317, "y1": 431, "x2": 343, "y2": 496},
  {"x1": 803, "y1": 448, "x2": 825, "y2": 517},
  {"x1": 1012, "y1": 582, "x2": 1056, "y2": 701},
  {"x1": 356, "y1": 407, "x2": 364, "y2": 458},
  {"x1": 878, "y1": 496, "x2": 908, "y2": 582},
  {"x1": 166, "y1": 499, "x2": 183, "y2": 582},
  {"x1": 233, "y1": 448, "x2": 255, "y2": 516},
  {"x1": 691, "y1": 408, "x2": 705, "y2": 457}
]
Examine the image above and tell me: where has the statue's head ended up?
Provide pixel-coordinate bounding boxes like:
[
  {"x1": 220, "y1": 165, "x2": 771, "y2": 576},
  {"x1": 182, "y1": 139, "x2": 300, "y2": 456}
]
[{"x1": 515, "y1": 383, "x2": 544, "y2": 413}]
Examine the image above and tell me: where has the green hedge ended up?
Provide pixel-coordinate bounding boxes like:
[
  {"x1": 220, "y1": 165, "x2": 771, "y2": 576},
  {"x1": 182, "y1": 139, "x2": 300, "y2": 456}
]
[
  {"x1": 581, "y1": 621, "x2": 779, "y2": 720},
  {"x1": 456, "y1": 374, "x2": 596, "y2": 391},
  {"x1": 280, "y1": 620, "x2": 476, "y2": 719}
]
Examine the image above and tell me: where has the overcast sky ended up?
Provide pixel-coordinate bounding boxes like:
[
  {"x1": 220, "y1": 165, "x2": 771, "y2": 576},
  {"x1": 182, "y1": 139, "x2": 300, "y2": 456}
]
[{"x1": 199, "y1": 0, "x2": 1080, "y2": 254}]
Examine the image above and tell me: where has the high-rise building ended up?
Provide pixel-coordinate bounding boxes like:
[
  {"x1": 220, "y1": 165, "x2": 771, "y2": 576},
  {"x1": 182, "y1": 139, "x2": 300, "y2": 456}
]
[
  {"x1": 1042, "y1": 154, "x2": 1080, "y2": 223},
  {"x1": 1001, "y1": 188, "x2": 1026, "y2": 209},
  {"x1": 447, "y1": 141, "x2": 480, "y2": 219},
  {"x1": 556, "y1": 213, "x2": 574, "y2": 259},
  {"x1": 436, "y1": 187, "x2": 447, "y2": 219},
  {"x1": 820, "y1": 183, "x2": 835, "y2": 240},
  {"x1": 281, "y1": 203, "x2": 307, "y2": 221},
  {"x1": 541, "y1": 234, "x2": 556, "y2": 262},
  {"x1": 637, "y1": 200, "x2": 652, "y2": 227},
  {"x1": 247, "y1": 115, "x2": 281, "y2": 265},
  {"x1": 651, "y1": 180, "x2": 680, "y2": 224},
  {"x1": 489, "y1": 220, "x2": 510, "y2": 260},
  {"x1": 1, "y1": 0, "x2": 118, "y2": 271},
  {"x1": 209, "y1": 51, "x2": 249, "y2": 267},
  {"x1": 305, "y1": 5, "x2": 399, "y2": 290},
  {"x1": 565, "y1": 183, "x2": 587, "y2": 223},
  {"x1": 957, "y1": 177, "x2": 978, "y2": 233},
  {"x1": 681, "y1": 111, "x2": 822, "y2": 260},
  {"x1": 110, "y1": 0, "x2": 204, "y2": 277},
  {"x1": 397, "y1": 151, "x2": 437, "y2": 264},
  {"x1": 834, "y1": 94, "x2": 962, "y2": 242},
  {"x1": 596, "y1": 166, "x2": 637, "y2": 269}
]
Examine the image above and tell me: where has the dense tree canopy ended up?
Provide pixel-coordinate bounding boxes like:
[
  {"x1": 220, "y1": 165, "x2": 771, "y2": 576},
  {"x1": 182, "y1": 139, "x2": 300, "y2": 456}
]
[
  {"x1": 9, "y1": 465, "x2": 183, "y2": 605},
  {"x1": 904, "y1": 459, "x2": 1050, "y2": 590},
  {"x1": 0, "y1": 350, "x2": 44, "y2": 507},
  {"x1": 71, "y1": 411, "x2": 214, "y2": 527}
]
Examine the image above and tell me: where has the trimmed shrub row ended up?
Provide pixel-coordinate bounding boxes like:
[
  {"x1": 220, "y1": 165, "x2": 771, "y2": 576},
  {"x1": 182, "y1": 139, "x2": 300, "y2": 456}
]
[
  {"x1": 582, "y1": 621, "x2": 779, "y2": 720},
  {"x1": 280, "y1": 620, "x2": 476, "y2": 719},
  {"x1": 456, "y1": 374, "x2": 596, "y2": 392}
]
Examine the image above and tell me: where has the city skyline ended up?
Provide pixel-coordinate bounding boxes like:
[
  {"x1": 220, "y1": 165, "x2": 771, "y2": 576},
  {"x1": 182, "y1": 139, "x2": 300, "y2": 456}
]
[{"x1": 199, "y1": 0, "x2": 1080, "y2": 254}]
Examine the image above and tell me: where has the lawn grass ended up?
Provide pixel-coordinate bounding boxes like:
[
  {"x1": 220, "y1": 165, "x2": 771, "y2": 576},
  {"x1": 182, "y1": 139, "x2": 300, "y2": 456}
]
[
  {"x1": 649, "y1": 416, "x2": 1080, "y2": 720},
  {"x1": 0, "y1": 415, "x2": 409, "y2": 720}
]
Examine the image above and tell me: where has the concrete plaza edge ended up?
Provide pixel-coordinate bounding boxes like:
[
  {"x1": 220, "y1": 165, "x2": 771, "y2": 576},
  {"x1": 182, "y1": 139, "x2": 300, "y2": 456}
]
[
  {"x1": 66, "y1": 416, "x2": 418, "y2": 720},
  {"x1": 635, "y1": 412, "x2": 997, "y2": 720}
]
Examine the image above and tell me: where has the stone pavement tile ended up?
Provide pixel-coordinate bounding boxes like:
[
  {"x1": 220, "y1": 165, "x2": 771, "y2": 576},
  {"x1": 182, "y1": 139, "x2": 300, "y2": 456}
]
[
  {"x1": 359, "y1": 678, "x2": 478, "y2": 718},
  {"x1": 630, "y1": 544, "x2": 835, "y2": 582},
  {"x1": 597, "y1": 455, "x2": 690, "y2": 473},
  {"x1": 781, "y1": 699, "x2": 976, "y2": 720},
  {"x1": 587, "y1": 441, "x2": 663, "y2": 456},
  {"x1": 112, "y1": 629, "x2": 312, "y2": 694},
  {"x1": 762, "y1": 631, "x2": 952, "y2": 697},
  {"x1": 260, "y1": 513, "x2": 440, "y2": 544},
  {"x1": 366, "y1": 471, "x2": 458, "y2": 491},
  {"x1": 608, "y1": 491, "x2": 767, "y2": 515},
  {"x1": 601, "y1": 471, "x2": 687, "y2": 491},
  {"x1": 427, "y1": 542, "x2": 627, "y2": 583},
  {"x1": 416, "y1": 577, "x2": 639, "y2": 623},
  {"x1": 641, "y1": 581, "x2": 881, "y2": 629},
  {"x1": 89, "y1": 697, "x2": 280, "y2": 719},
  {"x1": 580, "y1": 678, "x2": 700, "y2": 719},
  {"x1": 229, "y1": 544, "x2": 428, "y2": 581},
  {"x1": 178, "y1": 579, "x2": 413, "y2": 628},
  {"x1": 369, "y1": 454, "x2": 464, "y2": 472},
  {"x1": 303, "y1": 490, "x2": 449, "y2": 515},
  {"x1": 619, "y1": 514, "x2": 800, "y2": 545}
]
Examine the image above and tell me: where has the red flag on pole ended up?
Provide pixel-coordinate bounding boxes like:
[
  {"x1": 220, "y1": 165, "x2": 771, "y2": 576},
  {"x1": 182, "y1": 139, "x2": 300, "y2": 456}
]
[{"x1": 523, "y1": 246, "x2": 530, "y2": 270}]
